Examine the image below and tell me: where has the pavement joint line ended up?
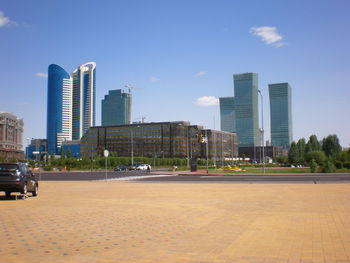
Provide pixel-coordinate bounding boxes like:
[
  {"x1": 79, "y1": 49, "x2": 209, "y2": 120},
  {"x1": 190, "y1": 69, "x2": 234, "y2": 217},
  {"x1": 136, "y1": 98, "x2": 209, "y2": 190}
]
[{"x1": 99, "y1": 174, "x2": 179, "y2": 181}]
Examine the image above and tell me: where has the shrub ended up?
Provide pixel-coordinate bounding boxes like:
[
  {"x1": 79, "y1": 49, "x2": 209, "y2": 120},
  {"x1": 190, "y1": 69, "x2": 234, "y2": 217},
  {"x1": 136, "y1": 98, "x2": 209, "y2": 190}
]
[
  {"x1": 321, "y1": 160, "x2": 336, "y2": 173},
  {"x1": 310, "y1": 159, "x2": 318, "y2": 173},
  {"x1": 343, "y1": 161, "x2": 350, "y2": 169},
  {"x1": 43, "y1": 166, "x2": 52, "y2": 171},
  {"x1": 334, "y1": 161, "x2": 343, "y2": 169}
]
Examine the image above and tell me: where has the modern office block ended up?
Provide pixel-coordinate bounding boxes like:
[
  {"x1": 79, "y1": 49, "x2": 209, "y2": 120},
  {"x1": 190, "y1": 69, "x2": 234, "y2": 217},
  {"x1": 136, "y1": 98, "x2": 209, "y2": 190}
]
[
  {"x1": 62, "y1": 140, "x2": 80, "y2": 158},
  {"x1": 80, "y1": 121, "x2": 238, "y2": 160},
  {"x1": 269, "y1": 83, "x2": 293, "y2": 150},
  {"x1": 47, "y1": 64, "x2": 73, "y2": 155},
  {"x1": 71, "y1": 62, "x2": 96, "y2": 140},
  {"x1": 219, "y1": 97, "x2": 235, "y2": 133},
  {"x1": 26, "y1": 138, "x2": 47, "y2": 160},
  {"x1": 233, "y1": 73, "x2": 260, "y2": 147},
  {"x1": 102, "y1": 89, "x2": 131, "y2": 126}
]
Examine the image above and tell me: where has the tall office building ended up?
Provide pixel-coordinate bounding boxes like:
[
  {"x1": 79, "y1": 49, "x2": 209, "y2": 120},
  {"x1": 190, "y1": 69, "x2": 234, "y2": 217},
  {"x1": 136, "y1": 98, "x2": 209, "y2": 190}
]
[
  {"x1": 219, "y1": 97, "x2": 235, "y2": 133},
  {"x1": 269, "y1": 83, "x2": 293, "y2": 150},
  {"x1": 233, "y1": 73, "x2": 259, "y2": 146},
  {"x1": 71, "y1": 62, "x2": 96, "y2": 140},
  {"x1": 47, "y1": 64, "x2": 73, "y2": 155},
  {"x1": 101, "y1": 89, "x2": 131, "y2": 126}
]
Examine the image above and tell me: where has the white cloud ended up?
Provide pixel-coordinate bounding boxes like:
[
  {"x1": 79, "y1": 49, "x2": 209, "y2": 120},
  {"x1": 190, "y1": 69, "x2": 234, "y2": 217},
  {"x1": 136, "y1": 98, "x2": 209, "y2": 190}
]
[
  {"x1": 150, "y1": 76, "x2": 160, "y2": 82},
  {"x1": 195, "y1": 96, "x2": 219, "y2": 107},
  {"x1": 250, "y1": 26, "x2": 285, "y2": 47},
  {"x1": 35, "y1": 72, "x2": 48, "y2": 78},
  {"x1": 194, "y1": 71, "x2": 207, "y2": 77},
  {"x1": 0, "y1": 11, "x2": 12, "y2": 27}
]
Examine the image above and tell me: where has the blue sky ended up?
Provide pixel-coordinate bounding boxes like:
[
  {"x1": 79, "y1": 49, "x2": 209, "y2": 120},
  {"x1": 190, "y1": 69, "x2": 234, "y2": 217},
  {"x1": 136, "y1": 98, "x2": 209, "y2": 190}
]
[{"x1": 1, "y1": 0, "x2": 350, "y2": 147}]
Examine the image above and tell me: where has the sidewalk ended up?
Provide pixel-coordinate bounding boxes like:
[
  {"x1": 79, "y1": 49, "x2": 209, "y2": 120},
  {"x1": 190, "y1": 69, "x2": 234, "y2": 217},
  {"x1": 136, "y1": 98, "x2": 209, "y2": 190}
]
[{"x1": 1, "y1": 181, "x2": 350, "y2": 262}]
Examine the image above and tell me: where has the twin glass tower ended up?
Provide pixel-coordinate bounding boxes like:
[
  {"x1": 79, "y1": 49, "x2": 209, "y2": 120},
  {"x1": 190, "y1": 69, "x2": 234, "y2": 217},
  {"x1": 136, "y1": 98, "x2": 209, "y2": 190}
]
[
  {"x1": 47, "y1": 62, "x2": 96, "y2": 154},
  {"x1": 219, "y1": 73, "x2": 293, "y2": 150}
]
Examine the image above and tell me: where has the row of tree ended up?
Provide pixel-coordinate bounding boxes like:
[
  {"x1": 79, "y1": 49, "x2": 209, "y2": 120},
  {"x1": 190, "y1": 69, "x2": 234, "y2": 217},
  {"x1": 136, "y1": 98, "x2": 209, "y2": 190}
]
[{"x1": 286, "y1": 134, "x2": 350, "y2": 172}]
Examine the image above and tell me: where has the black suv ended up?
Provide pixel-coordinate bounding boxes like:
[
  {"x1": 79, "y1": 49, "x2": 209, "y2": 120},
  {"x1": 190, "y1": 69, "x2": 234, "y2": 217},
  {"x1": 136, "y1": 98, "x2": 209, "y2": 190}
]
[{"x1": 0, "y1": 163, "x2": 38, "y2": 198}]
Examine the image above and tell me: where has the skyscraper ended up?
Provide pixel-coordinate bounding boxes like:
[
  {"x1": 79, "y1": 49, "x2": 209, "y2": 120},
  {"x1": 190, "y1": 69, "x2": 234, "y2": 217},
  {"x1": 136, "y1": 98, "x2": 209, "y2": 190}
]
[
  {"x1": 269, "y1": 83, "x2": 293, "y2": 150},
  {"x1": 219, "y1": 97, "x2": 235, "y2": 133},
  {"x1": 47, "y1": 64, "x2": 73, "y2": 155},
  {"x1": 233, "y1": 73, "x2": 260, "y2": 146},
  {"x1": 71, "y1": 62, "x2": 96, "y2": 140},
  {"x1": 101, "y1": 89, "x2": 131, "y2": 126}
]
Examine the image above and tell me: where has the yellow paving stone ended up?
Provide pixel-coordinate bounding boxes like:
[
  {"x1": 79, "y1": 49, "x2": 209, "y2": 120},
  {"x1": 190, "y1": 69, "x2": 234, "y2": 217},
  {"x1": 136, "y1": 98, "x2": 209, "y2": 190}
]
[{"x1": 1, "y1": 182, "x2": 350, "y2": 262}]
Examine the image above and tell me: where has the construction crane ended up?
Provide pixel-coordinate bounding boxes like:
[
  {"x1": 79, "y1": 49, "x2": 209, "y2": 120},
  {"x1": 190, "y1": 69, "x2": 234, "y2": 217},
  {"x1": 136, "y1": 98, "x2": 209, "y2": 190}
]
[
  {"x1": 135, "y1": 116, "x2": 146, "y2": 123},
  {"x1": 124, "y1": 85, "x2": 137, "y2": 94}
]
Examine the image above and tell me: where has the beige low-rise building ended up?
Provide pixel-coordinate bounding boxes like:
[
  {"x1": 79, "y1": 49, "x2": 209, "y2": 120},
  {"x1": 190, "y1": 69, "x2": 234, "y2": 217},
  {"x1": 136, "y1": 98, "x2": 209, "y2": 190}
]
[{"x1": 0, "y1": 112, "x2": 24, "y2": 160}]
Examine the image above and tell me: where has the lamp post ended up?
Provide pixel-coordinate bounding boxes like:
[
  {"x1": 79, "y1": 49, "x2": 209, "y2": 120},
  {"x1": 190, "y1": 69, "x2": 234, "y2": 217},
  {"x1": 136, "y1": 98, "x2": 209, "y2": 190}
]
[
  {"x1": 26, "y1": 138, "x2": 30, "y2": 163},
  {"x1": 258, "y1": 89, "x2": 265, "y2": 174},
  {"x1": 130, "y1": 129, "x2": 134, "y2": 166}
]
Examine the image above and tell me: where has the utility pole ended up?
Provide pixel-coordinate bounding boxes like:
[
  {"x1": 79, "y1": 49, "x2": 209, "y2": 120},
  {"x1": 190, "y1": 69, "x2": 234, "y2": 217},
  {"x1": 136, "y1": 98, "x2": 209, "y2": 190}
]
[{"x1": 258, "y1": 90, "x2": 265, "y2": 174}]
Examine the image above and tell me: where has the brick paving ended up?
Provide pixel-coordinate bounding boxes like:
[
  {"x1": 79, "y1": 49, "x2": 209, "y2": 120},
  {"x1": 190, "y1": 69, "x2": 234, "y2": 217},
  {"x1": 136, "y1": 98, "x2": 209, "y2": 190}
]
[{"x1": 1, "y1": 182, "x2": 350, "y2": 263}]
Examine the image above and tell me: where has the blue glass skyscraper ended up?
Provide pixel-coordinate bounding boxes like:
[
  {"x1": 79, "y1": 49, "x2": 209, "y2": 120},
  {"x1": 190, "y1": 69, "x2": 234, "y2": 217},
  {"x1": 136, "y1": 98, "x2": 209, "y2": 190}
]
[
  {"x1": 233, "y1": 73, "x2": 260, "y2": 146},
  {"x1": 269, "y1": 83, "x2": 293, "y2": 149},
  {"x1": 102, "y1": 89, "x2": 131, "y2": 126},
  {"x1": 219, "y1": 97, "x2": 235, "y2": 133},
  {"x1": 46, "y1": 64, "x2": 72, "y2": 155}
]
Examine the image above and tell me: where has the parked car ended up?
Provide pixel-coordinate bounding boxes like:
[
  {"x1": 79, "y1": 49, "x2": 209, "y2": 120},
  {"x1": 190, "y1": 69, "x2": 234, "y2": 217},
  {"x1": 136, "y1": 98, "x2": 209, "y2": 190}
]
[
  {"x1": 114, "y1": 165, "x2": 128, "y2": 171},
  {"x1": 136, "y1": 164, "x2": 152, "y2": 171},
  {"x1": 0, "y1": 163, "x2": 39, "y2": 198},
  {"x1": 128, "y1": 163, "x2": 140, "y2": 170}
]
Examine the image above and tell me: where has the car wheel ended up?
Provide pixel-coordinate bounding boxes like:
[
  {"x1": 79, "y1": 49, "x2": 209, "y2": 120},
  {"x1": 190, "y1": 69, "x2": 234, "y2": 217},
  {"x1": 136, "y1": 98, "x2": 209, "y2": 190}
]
[
  {"x1": 21, "y1": 183, "x2": 28, "y2": 195},
  {"x1": 32, "y1": 184, "x2": 38, "y2": 197}
]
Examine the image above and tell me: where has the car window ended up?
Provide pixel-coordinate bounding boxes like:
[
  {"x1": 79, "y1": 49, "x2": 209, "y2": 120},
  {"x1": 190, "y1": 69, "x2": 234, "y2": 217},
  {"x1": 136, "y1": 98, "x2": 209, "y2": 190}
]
[{"x1": 0, "y1": 164, "x2": 18, "y2": 172}]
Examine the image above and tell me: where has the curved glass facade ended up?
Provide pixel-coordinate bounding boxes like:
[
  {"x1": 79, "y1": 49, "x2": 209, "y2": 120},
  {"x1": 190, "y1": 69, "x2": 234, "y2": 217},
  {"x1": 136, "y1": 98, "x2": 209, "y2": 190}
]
[
  {"x1": 71, "y1": 62, "x2": 96, "y2": 140},
  {"x1": 47, "y1": 64, "x2": 72, "y2": 155}
]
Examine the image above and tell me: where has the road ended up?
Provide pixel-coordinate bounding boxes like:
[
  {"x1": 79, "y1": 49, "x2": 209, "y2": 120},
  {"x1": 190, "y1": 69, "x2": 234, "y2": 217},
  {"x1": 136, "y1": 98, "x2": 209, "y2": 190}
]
[{"x1": 35, "y1": 170, "x2": 350, "y2": 183}]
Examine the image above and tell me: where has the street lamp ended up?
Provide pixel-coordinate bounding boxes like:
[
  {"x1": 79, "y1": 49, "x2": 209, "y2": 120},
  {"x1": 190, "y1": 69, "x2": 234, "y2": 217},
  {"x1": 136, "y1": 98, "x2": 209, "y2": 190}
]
[
  {"x1": 26, "y1": 138, "x2": 30, "y2": 163},
  {"x1": 258, "y1": 89, "x2": 265, "y2": 174}
]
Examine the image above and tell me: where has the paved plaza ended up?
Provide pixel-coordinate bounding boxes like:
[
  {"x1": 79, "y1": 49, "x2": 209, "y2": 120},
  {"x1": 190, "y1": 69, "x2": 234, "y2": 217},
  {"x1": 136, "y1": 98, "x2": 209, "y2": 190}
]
[{"x1": 1, "y1": 181, "x2": 350, "y2": 263}]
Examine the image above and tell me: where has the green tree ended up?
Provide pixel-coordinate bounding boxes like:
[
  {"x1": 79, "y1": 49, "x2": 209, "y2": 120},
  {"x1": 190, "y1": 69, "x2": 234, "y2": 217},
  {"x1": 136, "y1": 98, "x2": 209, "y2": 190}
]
[
  {"x1": 297, "y1": 138, "x2": 306, "y2": 164},
  {"x1": 276, "y1": 156, "x2": 288, "y2": 164},
  {"x1": 288, "y1": 142, "x2": 299, "y2": 165},
  {"x1": 306, "y1": 150, "x2": 326, "y2": 165},
  {"x1": 67, "y1": 149, "x2": 72, "y2": 158},
  {"x1": 60, "y1": 149, "x2": 66, "y2": 159},
  {"x1": 306, "y1": 135, "x2": 321, "y2": 153},
  {"x1": 322, "y1": 134, "x2": 342, "y2": 159}
]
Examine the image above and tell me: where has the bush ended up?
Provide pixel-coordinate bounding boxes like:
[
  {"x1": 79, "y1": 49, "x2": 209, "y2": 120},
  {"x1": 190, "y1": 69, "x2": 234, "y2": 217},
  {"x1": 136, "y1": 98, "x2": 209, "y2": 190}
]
[
  {"x1": 310, "y1": 159, "x2": 318, "y2": 173},
  {"x1": 43, "y1": 166, "x2": 52, "y2": 171},
  {"x1": 334, "y1": 161, "x2": 343, "y2": 169},
  {"x1": 343, "y1": 161, "x2": 350, "y2": 169},
  {"x1": 321, "y1": 160, "x2": 336, "y2": 173}
]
